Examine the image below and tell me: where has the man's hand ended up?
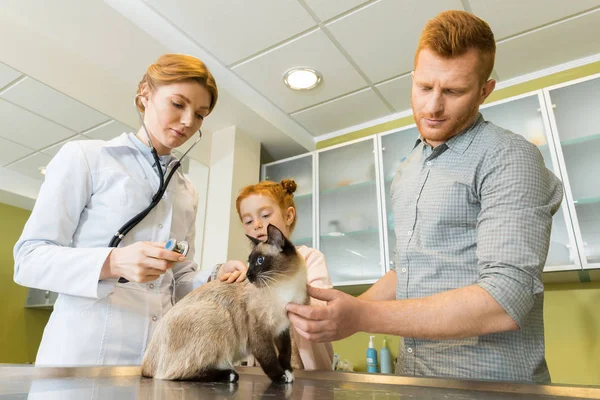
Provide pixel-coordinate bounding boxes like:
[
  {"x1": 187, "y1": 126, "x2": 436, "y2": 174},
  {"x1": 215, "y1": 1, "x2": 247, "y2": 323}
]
[
  {"x1": 100, "y1": 242, "x2": 183, "y2": 283},
  {"x1": 218, "y1": 260, "x2": 248, "y2": 283},
  {"x1": 286, "y1": 285, "x2": 365, "y2": 342}
]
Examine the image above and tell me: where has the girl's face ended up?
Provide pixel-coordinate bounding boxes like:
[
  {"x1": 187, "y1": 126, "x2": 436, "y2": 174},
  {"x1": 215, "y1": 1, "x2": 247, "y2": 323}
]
[
  {"x1": 239, "y1": 194, "x2": 295, "y2": 242},
  {"x1": 138, "y1": 80, "x2": 212, "y2": 155}
]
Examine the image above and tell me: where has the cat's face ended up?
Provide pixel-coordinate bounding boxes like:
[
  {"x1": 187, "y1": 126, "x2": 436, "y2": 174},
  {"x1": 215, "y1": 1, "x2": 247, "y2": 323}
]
[{"x1": 246, "y1": 224, "x2": 301, "y2": 287}]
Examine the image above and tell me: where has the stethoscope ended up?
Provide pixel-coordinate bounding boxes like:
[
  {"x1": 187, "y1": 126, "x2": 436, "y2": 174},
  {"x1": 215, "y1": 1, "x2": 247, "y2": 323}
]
[{"x1": 111, "y1": 95, "x2": 202, "y2": 283}]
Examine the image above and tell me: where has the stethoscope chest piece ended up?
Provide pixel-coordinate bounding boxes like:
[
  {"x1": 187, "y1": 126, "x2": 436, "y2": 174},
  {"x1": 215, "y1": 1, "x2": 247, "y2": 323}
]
[{"x1": 165, "y1": 238, "x2": 189, "y2": 257}]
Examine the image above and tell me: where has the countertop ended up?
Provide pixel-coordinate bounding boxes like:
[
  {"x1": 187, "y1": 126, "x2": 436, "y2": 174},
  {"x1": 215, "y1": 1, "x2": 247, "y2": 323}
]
[{"x1": 1, "y1": 365, "x2": 599, "y2": 399}]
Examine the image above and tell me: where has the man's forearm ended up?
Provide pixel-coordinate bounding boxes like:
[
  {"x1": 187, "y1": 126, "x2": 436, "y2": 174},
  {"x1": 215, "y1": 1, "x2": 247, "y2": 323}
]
[
  {"x1": 358, "y1": 284, "x2": 519, "y2": 339},
  {"x1": 358, "y1": 270, "x2": 397, "y2": 301}
]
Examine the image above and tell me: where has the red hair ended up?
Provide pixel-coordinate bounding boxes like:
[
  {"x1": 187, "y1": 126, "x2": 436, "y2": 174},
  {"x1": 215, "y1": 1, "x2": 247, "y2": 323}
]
[
  {"x1": 415, "y1": 10, "x2": 496, "y2": 83},
  {"x1": 236, "y1": 179, "x2": 298, "y2": 232},
  {"x1": 136, "y1": 53, "x2": 218, "y2": 114}
]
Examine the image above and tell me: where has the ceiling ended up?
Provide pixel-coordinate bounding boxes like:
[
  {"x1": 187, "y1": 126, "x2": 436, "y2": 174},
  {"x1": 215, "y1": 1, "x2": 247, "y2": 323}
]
[
  {"x1": 107, "y1": 0, "x2": 600, "y2": 137},
  {"x1": 1, "y1": 0, "x2": 600, "y2": 206}
]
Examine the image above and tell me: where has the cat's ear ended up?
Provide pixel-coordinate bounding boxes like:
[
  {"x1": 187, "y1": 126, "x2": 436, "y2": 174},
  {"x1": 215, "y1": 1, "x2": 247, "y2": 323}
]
[
  {"x1": 246, "y1": 234, "x2": 261, "y2": 247},
  {"x1": 266, "y1": 224, "x2": 286, "y2": 248}
]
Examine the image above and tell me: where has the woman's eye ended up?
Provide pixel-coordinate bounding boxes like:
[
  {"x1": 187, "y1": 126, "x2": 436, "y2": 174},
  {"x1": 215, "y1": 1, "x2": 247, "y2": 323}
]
[
  {"x1": 171, "y1": 101, "x2": 183, "y2": 109},
  {"x1": 257, "y1": 256, "x2": 264, "y2": 265},
  {"x1": 196, "y1": 114, "x2": 204, "y2": 121},
  {"x1": 261, "y1": 214, "x2": 271, "y2": 219},
  {"x1": 244, "y1": 220, "x2": 252, "y2": 226}
]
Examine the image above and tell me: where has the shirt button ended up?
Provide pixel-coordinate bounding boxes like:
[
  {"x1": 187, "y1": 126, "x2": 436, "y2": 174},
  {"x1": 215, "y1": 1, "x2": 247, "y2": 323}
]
[
  {"x1": 158, "y1": 224, "x2": 163, "y2": 229},
  {"x1": 407, "y1": 347, "x2": 413, "y2": 354},
  {"x1": 149, "y1": 284, "x2": 154, "y2": 289},
  {"x1": 152, "y1": 316, "x2": 157, "y2": 322},
  {"x1": 407, "y1": 230, "x2": 412, "y2": 236},
  {"x1": 401, "y1": 268, "x2": 407, "y2": 273},
  {"x1": 426, "y1": 161, "x2": 432, "y2": 166}
]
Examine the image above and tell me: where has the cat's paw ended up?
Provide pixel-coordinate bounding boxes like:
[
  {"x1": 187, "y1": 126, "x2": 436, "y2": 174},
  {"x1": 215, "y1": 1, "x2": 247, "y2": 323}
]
[
  {"x1": 281, "y1": 370, "x2": 294, "y2": 384},
  {"x1": 229, "y1": 370, "x2": 239, "y2": 383}
]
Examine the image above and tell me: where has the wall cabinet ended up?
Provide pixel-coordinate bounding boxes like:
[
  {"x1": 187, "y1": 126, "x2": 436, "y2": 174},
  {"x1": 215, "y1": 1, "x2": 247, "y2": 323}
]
[{"x1": 263, "y1": 74, "x2": 599, "y2": 285}]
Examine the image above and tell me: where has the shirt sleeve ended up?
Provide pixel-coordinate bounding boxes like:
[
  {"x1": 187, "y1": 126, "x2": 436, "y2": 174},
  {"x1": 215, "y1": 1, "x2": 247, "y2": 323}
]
[
  {"x1": 13, "y1": 142, "x2": 115, "y2": 299},
  {"x1": 171, "y1": 184, "x2": 210, "y2": 302},
  {"x1": 476, "y1": 137, "x2": 563, "y2": 327},
  {"x1": 294, "y1": 247, "x2": 335, "y2": 370}
]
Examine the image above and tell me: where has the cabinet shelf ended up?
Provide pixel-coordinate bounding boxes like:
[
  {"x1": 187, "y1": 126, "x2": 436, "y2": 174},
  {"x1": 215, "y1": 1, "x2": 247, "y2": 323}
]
[
  {"x1": 292, "y1": 236, "x2": 312, "y2": 246},
  {"x1": 560, "y1": 133, "x2": 600, "y2": 147},
  {"x1": 320, "y1": 228, "x2": 379, "y2": 239},
  {"x1": 319, "y1": 180, "x2": 376, "y2": 195},
  {"x1": 573, "y1": 197, "x2": 600, "y2": 206},
  {"x1": 294, "y1": 193, "x2": 313, "y2": 200}
]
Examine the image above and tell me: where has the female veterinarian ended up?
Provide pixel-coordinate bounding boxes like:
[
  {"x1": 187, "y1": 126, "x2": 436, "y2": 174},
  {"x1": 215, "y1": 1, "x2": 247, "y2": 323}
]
[{"x1": 13, "y1": 54, "x2": 223, "y2": 366}]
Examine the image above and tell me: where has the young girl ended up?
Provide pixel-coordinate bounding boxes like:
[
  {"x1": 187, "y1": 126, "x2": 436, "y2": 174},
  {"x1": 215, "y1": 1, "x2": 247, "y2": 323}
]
[
  {"x1": 214, "y1": 179, "x2": 334, "y2": 371},
  {"x1": 14, "y1": 54, "x2": 218, "y2": 366}
]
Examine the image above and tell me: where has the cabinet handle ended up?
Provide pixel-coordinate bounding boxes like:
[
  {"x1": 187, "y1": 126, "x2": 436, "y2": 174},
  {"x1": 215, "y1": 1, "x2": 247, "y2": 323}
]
[{"x1": 382, "y1": 147, "x2": 386, "y2": 151}]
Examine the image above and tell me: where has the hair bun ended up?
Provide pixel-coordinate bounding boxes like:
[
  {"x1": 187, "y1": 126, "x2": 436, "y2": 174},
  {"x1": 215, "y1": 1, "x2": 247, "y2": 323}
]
[{"x1": 280, "y1": 179, "x2": 297, "y2": 195}]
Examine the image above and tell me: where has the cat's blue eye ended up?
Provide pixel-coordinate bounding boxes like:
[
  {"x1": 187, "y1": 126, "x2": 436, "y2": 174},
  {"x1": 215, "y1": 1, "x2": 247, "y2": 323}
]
[{"x1": 256, "y1": 256, "x2": 264, "y2": 265}]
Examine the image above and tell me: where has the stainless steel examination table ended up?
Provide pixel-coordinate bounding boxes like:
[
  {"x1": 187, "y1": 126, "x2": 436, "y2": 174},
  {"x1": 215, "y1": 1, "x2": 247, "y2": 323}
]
[{"x1": 1, "y1": 365, "x2": 599, "y2": 399}]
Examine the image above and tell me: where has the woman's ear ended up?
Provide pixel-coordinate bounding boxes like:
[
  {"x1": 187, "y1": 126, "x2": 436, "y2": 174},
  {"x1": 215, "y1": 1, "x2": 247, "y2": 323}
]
[
  {"x1": 285, "y1": 206, "x2": 296, "y2": 227},
  {"x1": 139, "y1": 83, "x2": 151, "y2": 108}
]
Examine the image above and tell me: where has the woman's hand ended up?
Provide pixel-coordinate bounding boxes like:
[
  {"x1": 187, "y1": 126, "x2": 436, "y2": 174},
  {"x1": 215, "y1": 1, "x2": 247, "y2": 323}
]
[
  {"x1": 100, "y1": 242, "x2": 185, "y2": 283},
  {"x1": 218, "y1": 260, "x2": 248, "y2": 283}
]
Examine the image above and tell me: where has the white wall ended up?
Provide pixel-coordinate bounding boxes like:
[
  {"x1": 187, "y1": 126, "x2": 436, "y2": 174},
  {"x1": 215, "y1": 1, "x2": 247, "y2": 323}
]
[
  {"x1": 227, "y1": 128, "x2": 261, "y2": 262},
  {"x1": 200, "y1": 126, "x2": 260, "y2": 270}
]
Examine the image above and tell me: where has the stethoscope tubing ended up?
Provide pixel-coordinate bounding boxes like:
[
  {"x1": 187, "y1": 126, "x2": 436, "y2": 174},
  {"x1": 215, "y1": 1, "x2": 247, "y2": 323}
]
[{"x1": 111, "y1": 95, "x2": 202, "y2": 283}]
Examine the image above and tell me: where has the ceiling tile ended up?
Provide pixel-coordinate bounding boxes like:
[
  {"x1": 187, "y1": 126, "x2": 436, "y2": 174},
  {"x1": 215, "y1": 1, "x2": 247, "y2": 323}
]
[
  {"x1": 233, "y1": 29, "x2": 368, "y2": 113},
  {"x1": 376, "y1": 74, "x2": 413, "y2": 112},
  {"x1": 0, "y1": 62, "x2": 22, "y2": 90},
  {"x1": 0, "y1": 137, "x2": 35, "y2": 167},
  {"x1": 0, "y1": 99, "x2": 77, "y2": 149},
  {"x1": 7, "y1": 152, "x2": 53, "y2": 181},
  {"x1": 1, "y1": 77, "x2": 110, "y2": 133},
  {"x1": 303, "y1": 0, "x2": 370, "y2": 22},
  {"x1": 83, "y1": 120, "x2": 134, "y2": 141},
  {"x1": 326, "y1": 0, "x2": 464, "y2": 83},
  {"x1": 147, "y1": 0, "x2": 316, "y2": 65},
  {"x1": 495, "y1": 10, "x2": 600, "y2": 81},
  {"x1": 470, "y1": 0, "x2": 600, "y2": 40},
  {"x1": 40, "y1": 135, "x2": 89, "y2": 157},
  {"x1": 291, "y1": 88, "x2": 390, "y2": 136}
]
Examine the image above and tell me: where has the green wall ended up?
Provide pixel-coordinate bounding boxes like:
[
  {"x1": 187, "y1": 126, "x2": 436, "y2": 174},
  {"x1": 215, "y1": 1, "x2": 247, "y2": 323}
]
[
  {"x1": 328, "y1": 61, "x2": 600, "y2": 386},
  {"x1": 0, "y1": 203, "x2": 50, "y2": 363}
]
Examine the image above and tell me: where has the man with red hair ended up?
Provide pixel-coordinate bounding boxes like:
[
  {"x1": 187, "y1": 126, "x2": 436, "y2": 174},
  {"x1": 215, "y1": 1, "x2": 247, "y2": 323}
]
[{"x1": 287, "y1": 10, "x2": 563, "y2": 383}]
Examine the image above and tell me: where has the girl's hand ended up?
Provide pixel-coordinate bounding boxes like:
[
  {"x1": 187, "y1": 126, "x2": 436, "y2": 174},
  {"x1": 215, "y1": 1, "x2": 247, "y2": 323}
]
[{"x1": 218, "y1": 260, "x2": 248, "y2": 283}]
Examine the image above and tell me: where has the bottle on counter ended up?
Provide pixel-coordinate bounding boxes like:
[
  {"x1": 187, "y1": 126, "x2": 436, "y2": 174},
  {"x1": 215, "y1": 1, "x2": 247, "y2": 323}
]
[
  {"x1": 366, "y1": 335, "x2": 378, "y2": 373},
  {"x1": 379, "y1": 336, "x2": 392, "y2": 374}
]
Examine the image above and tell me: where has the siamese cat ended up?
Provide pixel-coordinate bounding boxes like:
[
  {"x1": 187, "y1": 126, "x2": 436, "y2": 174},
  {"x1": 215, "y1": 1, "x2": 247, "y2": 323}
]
[{"x1": 141, "y1": 224, "x2": 308, "y2": 384}]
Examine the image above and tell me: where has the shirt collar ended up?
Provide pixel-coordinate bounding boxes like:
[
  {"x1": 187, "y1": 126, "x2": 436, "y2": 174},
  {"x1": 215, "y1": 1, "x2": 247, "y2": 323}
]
[
  {"x1": 413, "y1": 113, "x2": 484, "y2": 155},
  {"x1": 102, "y1": 133, "x2": 175, "y2": 169}
]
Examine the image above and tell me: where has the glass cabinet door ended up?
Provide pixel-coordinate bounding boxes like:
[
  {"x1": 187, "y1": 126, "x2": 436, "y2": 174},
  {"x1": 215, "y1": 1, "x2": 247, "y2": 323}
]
[
  {"x1": 380, "y1": 126, "x2": 420, "y2": 270},
  {"x1": 262, "y1": 155, "x2": 313, "y2": 247},
  {"x1": 480, "y1": 94, "x2": 580, "y2": 270},
  {"x1": 317, "y1": 138, "x2": 384, "y2": 285},
  {"x1": 546, "y1": 76, "x2": 600, "y2": 268}
]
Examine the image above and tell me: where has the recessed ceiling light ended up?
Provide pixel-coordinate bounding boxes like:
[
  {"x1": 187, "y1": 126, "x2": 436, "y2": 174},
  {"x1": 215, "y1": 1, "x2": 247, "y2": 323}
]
[
  {"x1": 283, "y1": 67, "x2": 322, "y2": 90},
  {"x1": 38, "y1": 166, "x2": 46, "y2": 176}
]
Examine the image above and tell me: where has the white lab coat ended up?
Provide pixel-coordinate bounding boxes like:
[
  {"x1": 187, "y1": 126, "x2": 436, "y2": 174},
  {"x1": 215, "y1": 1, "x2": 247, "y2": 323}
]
[{"x1": 13, "y1": 133, "x2": 210, "y2": 366}]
